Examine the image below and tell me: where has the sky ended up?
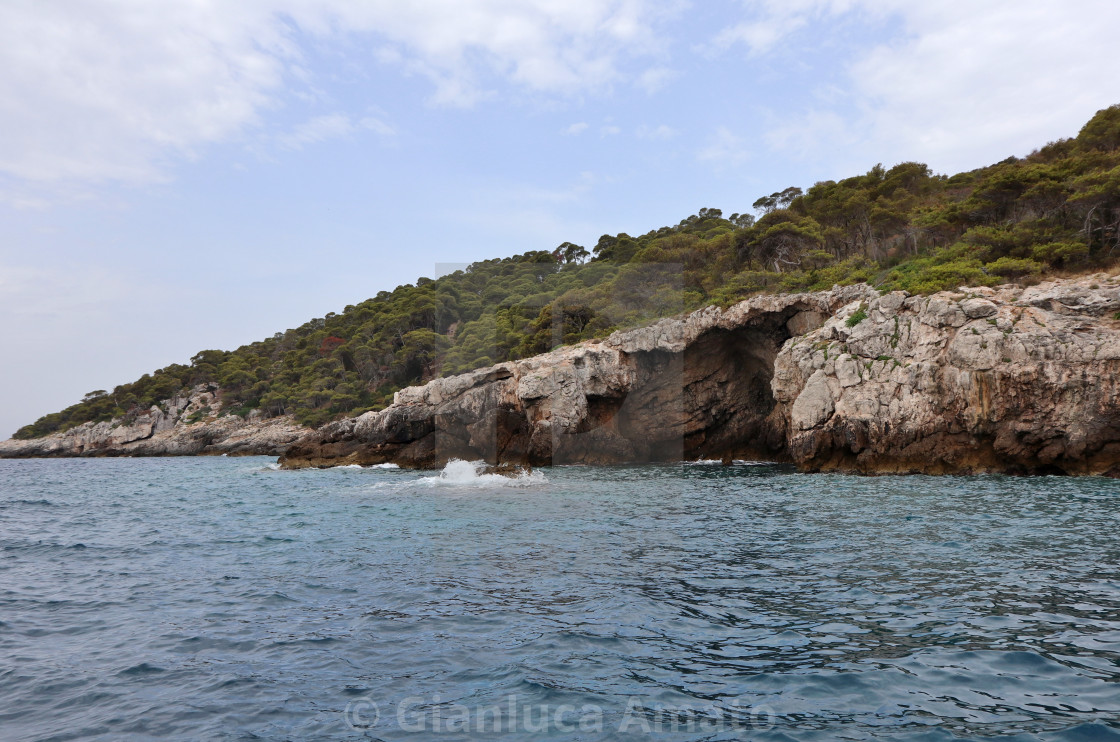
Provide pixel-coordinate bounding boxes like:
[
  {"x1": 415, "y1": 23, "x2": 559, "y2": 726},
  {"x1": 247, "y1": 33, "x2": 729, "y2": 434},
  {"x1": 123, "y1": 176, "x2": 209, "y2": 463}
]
[{"x1": 2, "y1": 0, "x2": 1120, "y2": 438}]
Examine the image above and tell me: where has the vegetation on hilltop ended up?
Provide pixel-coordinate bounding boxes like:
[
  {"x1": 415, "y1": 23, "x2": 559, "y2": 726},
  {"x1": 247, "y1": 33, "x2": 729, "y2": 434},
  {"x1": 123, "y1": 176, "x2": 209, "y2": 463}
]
[{"x1": 15, "y1": 105, "x2": 1120, "y2": 438}]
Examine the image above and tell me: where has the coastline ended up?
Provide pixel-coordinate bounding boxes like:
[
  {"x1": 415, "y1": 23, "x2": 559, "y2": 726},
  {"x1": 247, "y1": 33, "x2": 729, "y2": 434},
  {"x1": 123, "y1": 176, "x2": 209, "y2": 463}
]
[
  {"x1": 0, "y1": 385, "x2": 310, "y2": 459},
  {"x1": 279, "y1": 274, "x2": 1120, "y2": 476},
  {"x1": 6, "y1": 274, "x2": 1120, "y2": 476}
]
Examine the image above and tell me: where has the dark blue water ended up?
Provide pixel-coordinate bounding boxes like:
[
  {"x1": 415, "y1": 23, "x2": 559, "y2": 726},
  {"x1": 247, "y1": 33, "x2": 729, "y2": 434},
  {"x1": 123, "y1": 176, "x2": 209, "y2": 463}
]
[{"x1": 1, "y1": 457, "x2": 1119, "y2": 741}]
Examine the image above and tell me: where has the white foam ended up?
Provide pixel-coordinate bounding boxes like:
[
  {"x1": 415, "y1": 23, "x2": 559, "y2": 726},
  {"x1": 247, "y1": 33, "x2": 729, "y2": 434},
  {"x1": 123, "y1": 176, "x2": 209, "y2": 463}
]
[
  {"x1": 420, "y1": 459, "x2": 547, "y2": 488},
  {"x1": 683, "y1": 459, "x2": 774, "y2": 467},
  {"x1": 339, "y1": 464, "x2": 364, "y2": 469},
  {"x1": 371, "y1": 463, "x2": 400, "y2": 469},
  {"x1": 261, "y1": 462, "x2": 282, "y2": 471}
]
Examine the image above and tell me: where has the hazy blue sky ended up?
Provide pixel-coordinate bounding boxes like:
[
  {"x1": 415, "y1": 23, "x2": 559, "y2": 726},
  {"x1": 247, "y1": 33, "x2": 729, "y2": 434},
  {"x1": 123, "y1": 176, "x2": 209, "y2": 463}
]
[{"x1": 2, "y1": 0, "x2": 1119, "y2": 437}]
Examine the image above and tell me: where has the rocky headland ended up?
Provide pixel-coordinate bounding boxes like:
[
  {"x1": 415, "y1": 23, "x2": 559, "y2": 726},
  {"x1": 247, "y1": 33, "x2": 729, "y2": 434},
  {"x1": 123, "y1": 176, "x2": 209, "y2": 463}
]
[
  {"x1": 6, "y1": 275, "x2": 1120, "y2": 475},
  {"x1": 279, "y1": 275, "x2": 1120, "y2": 476},
  {"x1": 0, "y1": 385, "x2": 309, "y2": 458}
]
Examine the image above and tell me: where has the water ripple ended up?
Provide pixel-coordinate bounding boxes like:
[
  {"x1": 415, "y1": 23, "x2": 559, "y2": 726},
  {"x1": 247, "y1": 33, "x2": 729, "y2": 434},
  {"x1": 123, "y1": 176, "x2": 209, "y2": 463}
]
[{"x1": 0, "y1": 458, "x2": 1118, "y2": 740}]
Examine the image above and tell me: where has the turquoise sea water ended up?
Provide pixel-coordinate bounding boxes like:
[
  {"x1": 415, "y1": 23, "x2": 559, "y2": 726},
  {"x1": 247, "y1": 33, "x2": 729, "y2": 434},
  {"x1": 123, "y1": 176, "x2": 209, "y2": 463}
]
[{"x1": 1, "y1": 457, "x2": 1118, "y2": 741}]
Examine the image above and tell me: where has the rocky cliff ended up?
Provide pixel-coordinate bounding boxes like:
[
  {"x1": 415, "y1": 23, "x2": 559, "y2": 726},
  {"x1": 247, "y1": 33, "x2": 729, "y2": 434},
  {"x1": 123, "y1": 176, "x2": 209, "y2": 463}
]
[
  {"x1": 7, "y1": 275, "x2": 1120, "y2": 474},
  {"x1": 0, "y1": 385, "x2": 310, "y2": 458},
  {"x1": 280, "y1": 275, "x2": 1120, "y2": 475},
  {"x1": 776, "y1": 276, "x2": 1120, "y2": 475},
  {"x1": 280, "y1": 286, "x2": 864, "y2": 470}
]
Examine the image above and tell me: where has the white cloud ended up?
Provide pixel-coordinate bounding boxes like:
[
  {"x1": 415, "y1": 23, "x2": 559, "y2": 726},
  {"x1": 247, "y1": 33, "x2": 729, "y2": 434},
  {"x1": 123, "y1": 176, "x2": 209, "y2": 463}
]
[
  {"x1": 469, "y1": 170, "x2": 601, "y2": 208},
  {"x1": 276, "y1": 114, "x2": 355, "y2": 151},
  {"x1": 845, "y1": 1, "x2": 1120, "y2": 171},
  {"x1": 337, "y1": 0, "x2": 660, "y2": 101},
  {"x1": 637, "y1": 124, "x2": 677, "y2": 141},
  {"x1": 601, "y1": 125, "x2": 623, "y2": 137},
  {"x1": 636, "y1": 66, "x2": 678, "y2": 94},
  {"x1": 359, "y1": 116, "x2": 396, "y2": 138},
  {"x1": 564, "y1": 122, "x2": 590, "y2": 136},
  {"x1": 0, "y1": 190, "x2": 50, "y2": 211},
  {"x1": 713, "y1": 18, "x2": 798, "y2": 57},
  {"x1": 711, "y1": 0, "x2": 858, "y2": 56},
  {"x1": 763, "y1": 109, "x2": 853, "y2": 161},
  {"x1": 697, "y1": 127, "x2": 751, "y2": 166},
  {"x1": 716, "y1": 0, "x2": 1120, "y2": 174},
  {"x1": 0, "y1": 0, "x2": 669, "y2": 186},
  {"x1": 275, "y1": 113, "x2": 395, "y2": 151},
  {"x1": 0, "y1": 2, "x2": 287, "y2": 183}
]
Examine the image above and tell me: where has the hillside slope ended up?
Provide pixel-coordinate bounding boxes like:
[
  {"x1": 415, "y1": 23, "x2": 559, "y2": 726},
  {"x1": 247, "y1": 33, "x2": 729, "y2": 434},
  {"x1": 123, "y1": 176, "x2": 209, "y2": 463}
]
[{"x1": 13, "y1": 105, "x2": 1120, "y2": 440}]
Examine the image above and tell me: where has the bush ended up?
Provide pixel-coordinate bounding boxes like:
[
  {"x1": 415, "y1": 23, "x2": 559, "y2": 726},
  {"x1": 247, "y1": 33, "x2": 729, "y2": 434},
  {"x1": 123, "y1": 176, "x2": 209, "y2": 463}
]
[
  {"x1": 846, "y1": 305, "x2": 869, "y2": 327},
  {"x1": 883, "y1": 256, "x2": 997, "y2": 294},
  {"x1": 1031, "y1": 241, "x2": 1089, "y2": 268},
  {"x1": 985, "y1": 256, "x2": 1044, "y2": 280}
]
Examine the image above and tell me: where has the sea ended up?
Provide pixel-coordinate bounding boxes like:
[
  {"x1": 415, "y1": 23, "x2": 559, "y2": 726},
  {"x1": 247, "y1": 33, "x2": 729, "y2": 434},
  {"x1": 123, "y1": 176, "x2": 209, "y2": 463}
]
[{"x1": 1, "y1": 456, "x2": 1118, "y2": 741}]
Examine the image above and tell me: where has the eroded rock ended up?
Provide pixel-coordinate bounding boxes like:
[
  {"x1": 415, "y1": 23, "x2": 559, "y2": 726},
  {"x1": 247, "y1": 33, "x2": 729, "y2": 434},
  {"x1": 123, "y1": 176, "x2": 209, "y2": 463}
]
[
  {"x1": 281, "y1": 274, "x2": 1120, "y2": 475},
  {"x1": 773, "y1": 274, "x2": 1120, "y2": 475},
  {"x1": 280, "y1": 287, "x2": 874, "y2": 469},
  {"x1": 10, "y1": 274, "x2": 1120, "y2": 476},
  {"x1": 0, "y1": 384, "x2": 310, "y2": 458}
]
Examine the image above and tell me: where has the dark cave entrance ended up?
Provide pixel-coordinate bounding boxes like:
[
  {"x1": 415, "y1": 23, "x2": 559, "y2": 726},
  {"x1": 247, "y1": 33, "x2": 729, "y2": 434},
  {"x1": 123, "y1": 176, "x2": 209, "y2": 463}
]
[
  {"x1": 594, "y1": 313, "x2": 804, "y2": 463},
  {"x1": 531, "y1": 308, "x2": 821, "y2": 466},
  {"x1": 677, "y1": 322, "x2": 790, "y2": 460}
]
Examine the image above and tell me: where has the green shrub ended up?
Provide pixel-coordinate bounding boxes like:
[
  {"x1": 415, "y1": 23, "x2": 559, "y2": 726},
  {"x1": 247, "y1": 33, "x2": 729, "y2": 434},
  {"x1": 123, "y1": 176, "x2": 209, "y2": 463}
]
[
  {"x1": 883, "y1": 256, "x2": 997, "y2": 294},
  {"x1": 846, "y1": 305, "x2": 869, "y2": 327},
  {"x1": 985, "y1": 256, "x2": 1044, "y2": 280},
  {"x1": 1031, "y1": 241, "x2": 1089, "y2": 268}
]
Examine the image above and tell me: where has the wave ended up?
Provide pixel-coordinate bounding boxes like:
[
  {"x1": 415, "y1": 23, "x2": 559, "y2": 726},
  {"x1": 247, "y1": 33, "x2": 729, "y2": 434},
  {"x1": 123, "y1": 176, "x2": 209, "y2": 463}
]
[
  {"x1": 0, "y1": 498, "x2": 56, "y2": 508},
  {"x1": 258, "y1": 461, "x2": 403, "y2": 475},
  {"x1": 683, "y1": 459, "x2": 775, "y2": 466},
  {"x1": 419, "y1": 459, "x2": 547, "y2": 488}
]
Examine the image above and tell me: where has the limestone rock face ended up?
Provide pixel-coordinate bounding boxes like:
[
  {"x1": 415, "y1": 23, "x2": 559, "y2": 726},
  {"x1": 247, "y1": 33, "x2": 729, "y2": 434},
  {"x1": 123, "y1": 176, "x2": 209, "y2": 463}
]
[
  {"x1": 772, "y1": 274, "x2": 1120, "y2": 475},
  {"x1": 279, "y1": 286, "x2": 876, "y2": 469},
  {"x1": 0, "y1": 384, "x2": 310, "y2": 458},
  {"x1": 10, "y1": 274, "x2": 1120, "y2": 476},
  {"x1": 282, "y1": 275, "x2": 1120, "y2": 475}
]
